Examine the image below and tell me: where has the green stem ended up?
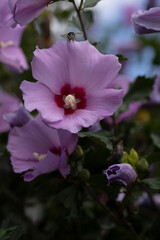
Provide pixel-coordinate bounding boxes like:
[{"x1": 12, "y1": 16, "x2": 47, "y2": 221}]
[
  {"x1": 85, "y1": 183, "x2": 119, "y2": 223},
  {"x1": 79, "y1": 0, "x2": 84, "y2": 10},
  {"x1": 70, "y1": 0, "x2": 88, "y2": 40},
  {"x1": 138, "y1": 182, "x2": 159, "y2": 211},
  {"x1": 121, "y1": 181, "x2": 137, "y2": 210},
  {"x1": 85, "y1": 183, "x2": 140, "y2": 239}
]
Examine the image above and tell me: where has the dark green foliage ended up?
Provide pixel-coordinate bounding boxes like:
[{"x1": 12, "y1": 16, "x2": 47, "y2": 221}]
[
  {"x1": 78, "y1": 130, "x2": 114, "y2": 151},
  {"x1": 83, "y1": 0, "x2": 101, "y2": 8}
]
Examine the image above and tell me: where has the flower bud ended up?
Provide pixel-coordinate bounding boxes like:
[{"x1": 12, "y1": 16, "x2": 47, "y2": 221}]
[
  {"x1": 122, "y1": 149, "x2": 139, "y2": 166},
  {"x1": 136, "y1": 158, "x2": 149, "y2": 173},
  {"x1": 78, "y1": 169, "x2": 90, "y2": 182},
  {"x1": 122, "y1": 151, "x2": 129, "y2": 163},
  {"x1": 104, "y1": 163, "x2": 137, "y2": 187},
  {"x1": 129, "y1": 149, "x2": 139, "y2": 165}
]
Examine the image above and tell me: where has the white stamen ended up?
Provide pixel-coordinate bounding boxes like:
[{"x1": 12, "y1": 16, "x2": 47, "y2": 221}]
[
  {"x1": 64, "y1": 94, "x2": 80, "y2": 110},
  {"x1": 0, "y1": 41, "x2": 13, "y2": 49},
  {"x1": 33, "y1": 152, "x2": 47, "y2": 161}
]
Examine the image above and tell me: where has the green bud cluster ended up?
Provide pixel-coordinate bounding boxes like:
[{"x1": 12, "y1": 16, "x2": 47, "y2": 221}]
[{"x1": 122, "y1": 149, "x2": 149, "y2": 173}]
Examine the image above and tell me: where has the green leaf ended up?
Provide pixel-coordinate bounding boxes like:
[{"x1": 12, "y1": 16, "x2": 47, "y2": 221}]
[
  {"x1": 124, "y1": 76, "x2": 155, "y2": 105},
  {"x1": 151, "y1": 133, "x2": 160, "y2": 149},
  {"x1": 78, "y1": 130, "x2": 114, "y2": 150},
  {"x1": 116, "y1": 76, "x2": 155, "y2": 116},
  {"x1": 142, "y1": 177, "x2": 160, "y2": 190},
  {"x1": 0, "y1": 227, "x2": 22, "y2": 240},
  {"x1": 52, "y1": 186, "x2": 78, "y2": 219},
  {"x1": 84, "y1": 0, "x2": 101, "y2": 8},
  {"x1": 116, "y1": 54, "x2": 128, "y2": 63}
]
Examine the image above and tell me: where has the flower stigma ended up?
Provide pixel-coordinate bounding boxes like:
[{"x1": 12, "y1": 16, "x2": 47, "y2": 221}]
[
  {"x1": 0, "y1": 41, "x2": 13, "y2": 49},
  {"x1": 63, "y1": 94, "x2": 80, "y2": 110},
  {"x1": 33, "y1": 152, "x2": 46, "y2": 161}
]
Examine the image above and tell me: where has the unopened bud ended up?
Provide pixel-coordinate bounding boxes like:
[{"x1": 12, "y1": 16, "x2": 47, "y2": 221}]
[
  {"x1": 129, "y1": 149, "x2": 139, "y2": 166},
  {"x1": 78, "y1": 169, "x2": 90, "y2": 182},
  {"x1": 136, "y1": 158, "x2": 149, "y2": 173},
  {"x1": 122, "y1": 149, "x2": 139, "y2": 167},
  {"x1": 122, "y1": 151, "x2": 129, "y2": 163}
]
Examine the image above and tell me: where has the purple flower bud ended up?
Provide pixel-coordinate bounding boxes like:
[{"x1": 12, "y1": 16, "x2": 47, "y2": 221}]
[
  {"x1": 104, "y1": 163, "x2": 137, "y2": 186},
  {"x1": 131, "y1": 7, "x2": 160, "y2": 35},
  {"x1": 146, "y1": 0, "x2": 157, "y2": 10},
  {"x1": 0, "y1": 87, "x2": 19, "y2": 133},
  {"x1": 4, "y1": 103, "x2": 32, "y2": 128}
]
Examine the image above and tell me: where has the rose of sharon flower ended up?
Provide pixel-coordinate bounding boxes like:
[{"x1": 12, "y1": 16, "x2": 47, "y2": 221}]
[
  {"x1": 0, "y1": 87, "x2": 19, "y2": 133},
  {"x1": 0, "y1": 0, "x2": 28, "y2": 73},
  {"x1": 0, "y1": 0, "x2": 12, "y2": 25},
  {"x1": 131, "y1": 7, "x2": 160, "y2": 34},
  {"x1": 7, "y1": 115, "x2": 78, "y2": 181},
  {"x1": 13, "y1": 0, "x2": 51, "y2": 26},
  {"x1": 0, "y1": 24, "x2": 28, "y2": 73},
  {"x1": 104, "y1": 163, "x2": 137, "y2": 186},
  {"x1": 20, "y1": 41, "x2": 123, "y2": 133}
]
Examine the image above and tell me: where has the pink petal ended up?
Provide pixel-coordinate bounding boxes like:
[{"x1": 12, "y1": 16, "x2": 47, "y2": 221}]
[
  {"x1": 14, "y1": 0, "x2": 50, "y2": 26},
  {"x1": 108, "y1": 75, "x2": 130, "y2": 96},
  {"x1": 0, "y1": 45, "x2": 28, "y2": 73},
  {"x1": 68, "y1": 41, "x2": 121, "y2": 91},
  {"x1": 11, "y1": 156, "x2": 37, "y2": 173},
  {"x1": 23, "y1": 151, "x2": 59, "y2": 181},
  {"x1": 87, "y1": 89, "x2": 124, "y2": 117},
  {"x1": 7, "y1": 117, "x2": 61, "y2": 161},
  {"x1": 58, "y1": 129, "x2": 78, "y2": 155},
  {"x1": 132, "y1": 7, "x2": 160, "y2": 34},
  {"x1": 31, "y1": 44, "x2": 69, "y2": 94},
  {"x1": 0, "y1": 24, "x2": 25, "y2": 46},
  {"x1": 20, "y1": 81, "x2": 64, "y2": 122},
  {"x1": 46, "y1": 109, "x2": 100, "y2": 133}
]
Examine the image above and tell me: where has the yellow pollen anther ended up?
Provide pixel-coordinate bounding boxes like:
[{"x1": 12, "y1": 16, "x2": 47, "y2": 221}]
[
  {"x1": 33, "y1": 152, "x2": 47, "y2": 161},
  {"x1": 64, "y1": 94, "x2": 80, "y2": 110},
  {"x1": 0, "y1": 41, "x2": 13, "y2": 49}
]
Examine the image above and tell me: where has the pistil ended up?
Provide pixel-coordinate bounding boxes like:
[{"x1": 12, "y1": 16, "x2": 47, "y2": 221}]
[{"x1": 63, "y1": 94, "x2": 80, "y2": 110}]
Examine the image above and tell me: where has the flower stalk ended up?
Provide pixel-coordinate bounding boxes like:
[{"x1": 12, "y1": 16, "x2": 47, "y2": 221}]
[{"x1": 70, "y1": 0, "x2": 88, "y2": 40}]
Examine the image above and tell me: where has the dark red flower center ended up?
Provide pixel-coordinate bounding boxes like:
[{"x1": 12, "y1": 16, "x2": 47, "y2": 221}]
[
  {"x1": 50, "y1": 147, "x2": 62, "y2": 156},
  {"x1": 54, "y1": 84, "x2": 86, "y2": 115}
]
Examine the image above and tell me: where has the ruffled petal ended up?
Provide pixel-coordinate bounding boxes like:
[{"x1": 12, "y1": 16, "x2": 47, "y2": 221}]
[
  {"x1": 11, "y1": 156, "x2": 37, "y2": 173},
  {"x1": 0, "y1": 45, "x2": 28, "y2": 73},
  {"x1": 14, "y1": 0, "x2": 50, "y2": 26},
  {"x1": 7, "y1": 118, "x2": 60, "y2": 160},
  {"x1": 108, "y1": 75, "x2": 130, "y2": 96},
  {"x1": 31, "y1": 43, "x2": 69, "y2": 94},
  {"x1": 4, "y1": 103, "x2": 32, "y2": 127},
  {"x1": 23, "y1": 151, "x2": 59, "y2": 181},
  {"x1": 86, "y1": 89, "x2": 124, "y2": 117},
  {"x1": 20, "y1": 81, "x2": 64, "y2": 122},
  {"x1": 46, "y1": 109, "x2": 100, "y2": 133},
  {"x1": 132, "y1": 7, "x2": 160, "y2": 34},
  {"x1": 0, "y1": 24, "x2": 25, "y2": 46},
  {"x1": 68, "y1": 41, "x2": 121, "y2": 91},
  {"x1": 58, "y1": 129, "x2": 78, "y2": 155}
]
